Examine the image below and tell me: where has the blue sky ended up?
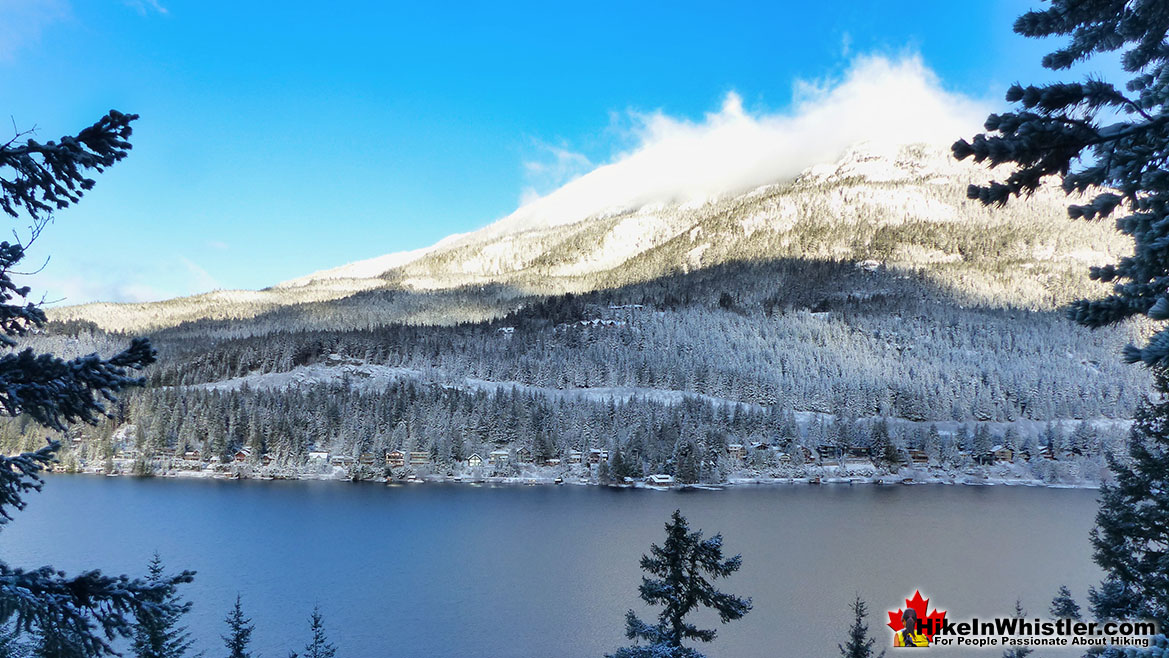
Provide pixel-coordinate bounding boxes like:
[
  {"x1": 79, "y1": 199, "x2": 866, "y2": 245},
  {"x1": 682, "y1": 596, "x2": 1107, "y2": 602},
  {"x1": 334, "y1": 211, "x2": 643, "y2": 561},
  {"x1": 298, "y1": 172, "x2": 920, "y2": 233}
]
[{"x1": 0, "y1": 0, "x2": 1120, "y2": 304}]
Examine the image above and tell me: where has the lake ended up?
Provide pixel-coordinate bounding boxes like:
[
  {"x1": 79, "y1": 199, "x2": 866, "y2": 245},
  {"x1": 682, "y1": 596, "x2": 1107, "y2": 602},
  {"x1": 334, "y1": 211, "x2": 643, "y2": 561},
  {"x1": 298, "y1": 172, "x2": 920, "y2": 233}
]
[{"x1": 0, "y1": 476, "x2": 1102, "y2": 657}]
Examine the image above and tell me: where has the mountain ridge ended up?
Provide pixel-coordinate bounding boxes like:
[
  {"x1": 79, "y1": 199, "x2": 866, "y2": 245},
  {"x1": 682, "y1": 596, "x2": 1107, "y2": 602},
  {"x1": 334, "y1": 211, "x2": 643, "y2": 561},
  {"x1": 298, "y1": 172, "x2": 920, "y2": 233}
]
[{"x1": 49, "y1": 141, "x2": 1126, "y2": 332}]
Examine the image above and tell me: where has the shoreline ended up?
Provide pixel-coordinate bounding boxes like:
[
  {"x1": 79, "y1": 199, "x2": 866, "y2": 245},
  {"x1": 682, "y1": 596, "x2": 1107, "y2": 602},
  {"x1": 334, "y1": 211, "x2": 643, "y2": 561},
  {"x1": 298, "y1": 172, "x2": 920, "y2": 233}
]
[{"x1": 51, "y1": 464, "x2": 1102, "y2": 490}]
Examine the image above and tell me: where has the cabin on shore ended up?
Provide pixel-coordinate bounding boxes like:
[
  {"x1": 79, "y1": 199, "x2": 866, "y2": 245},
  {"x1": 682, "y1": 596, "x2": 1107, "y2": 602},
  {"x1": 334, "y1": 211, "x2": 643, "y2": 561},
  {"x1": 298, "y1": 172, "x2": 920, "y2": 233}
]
[
  {"x1": 233, "y1": 448, "x2": 252, "y2": 463},
  {"x1": 566, "y1": 450, "x2": 583, "y2": 464},
  {"x1": 726, "y1": 444, "x2": 745, "y2": 461},
  {"x1": 331, "y1": 455, "x2": 355, "y2": 467},
  {"x1": 646, "y1": 474, "x2": 675, "y2": 485},
  {"x1": 488, "y1": 450, "x2": 510, "y2": 465},
  {"x1": 816, "y1": 445, "x2": 842, "y2": 464},
  {"x1": 307, "y1": 450, "x2": 329, "y2": 462},
  {"x1": 409, "y1": 451, "x2": 429, "y2": 466},
  {"x1": 467, "y1": 453, "x2": 483, "y2": 468},
  {"x1": 385, "y1": 450, "x2": 405, "y2": 468}
]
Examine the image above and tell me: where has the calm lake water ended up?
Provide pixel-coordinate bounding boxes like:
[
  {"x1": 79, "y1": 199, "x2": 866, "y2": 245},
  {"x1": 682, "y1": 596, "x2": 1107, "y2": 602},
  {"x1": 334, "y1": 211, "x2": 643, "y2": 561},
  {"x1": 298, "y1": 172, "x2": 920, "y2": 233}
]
[{"x1": 0, "y1": 476, "x2": 1101, "y2": 657}]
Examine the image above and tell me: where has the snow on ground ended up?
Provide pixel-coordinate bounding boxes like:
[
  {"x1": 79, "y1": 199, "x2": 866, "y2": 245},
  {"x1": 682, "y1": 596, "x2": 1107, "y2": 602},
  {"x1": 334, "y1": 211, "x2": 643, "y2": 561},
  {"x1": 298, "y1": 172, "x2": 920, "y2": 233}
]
[{"x1": 191, "y1": 356, "x2": 1132, "y2": 444}]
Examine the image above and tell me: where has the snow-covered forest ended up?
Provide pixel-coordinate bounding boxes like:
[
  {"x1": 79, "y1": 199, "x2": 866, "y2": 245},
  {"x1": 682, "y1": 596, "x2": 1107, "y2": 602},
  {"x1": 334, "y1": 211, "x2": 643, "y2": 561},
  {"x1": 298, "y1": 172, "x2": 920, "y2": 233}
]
[{"x1": 11, "y1": 144, "x2": 1148, "y2": 486}]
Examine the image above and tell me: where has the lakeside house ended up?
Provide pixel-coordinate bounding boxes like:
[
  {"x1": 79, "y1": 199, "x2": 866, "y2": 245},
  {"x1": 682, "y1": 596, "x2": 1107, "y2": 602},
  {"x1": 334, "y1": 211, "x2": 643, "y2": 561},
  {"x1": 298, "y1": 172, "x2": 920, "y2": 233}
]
[
  {"x1": 233, "y1": 448, "x2": 252, "y2": 463},
  {"x1": 307, "y1": 450, "x2": 329, "y2": 462},
  {"x1": 467, "y1": 453, "x2": 483, "y2": 468},
  {"x1": 727, "y1": 444, "x2": 745, "y2": 461},
  {"x1": 646, "y1": 474, "x2": 675, "y2": 485},
  {"x1": 386, "y1": 450, "x2": 405, "y2": 468},
  {"x1": 488, "y1": 450, "x2": 510, "y2": 465},
  {"x1": 409, "y1": 451, "x2": 429, "y2": 466}
]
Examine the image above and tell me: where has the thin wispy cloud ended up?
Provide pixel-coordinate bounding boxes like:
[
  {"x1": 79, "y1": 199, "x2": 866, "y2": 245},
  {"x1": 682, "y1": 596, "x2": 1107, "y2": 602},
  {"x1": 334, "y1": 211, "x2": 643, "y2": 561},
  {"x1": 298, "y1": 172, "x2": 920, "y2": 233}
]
[
  {"x1": 16, "y1": 254, "x2": 219, "y2": 305},
  {"x1": 0, "y1": 0, "x2": 69, "y2": 61},
  {"x1": 489, "y1": 54, "x2": 992, "y2": 236},
  {"x1": 520, "y1": 141, "x2": 594, "y2": 206},
  {"x1": 123, "y1": 0, "x2": 167, "y2": 16},
  {"x1": 179, "y1": 255, "x2": 219, "y2": 292}
]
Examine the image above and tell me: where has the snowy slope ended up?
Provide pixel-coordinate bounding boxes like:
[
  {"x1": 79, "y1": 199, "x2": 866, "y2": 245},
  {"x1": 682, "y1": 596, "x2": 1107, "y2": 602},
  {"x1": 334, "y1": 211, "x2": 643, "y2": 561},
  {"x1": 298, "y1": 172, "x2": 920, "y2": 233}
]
[{"x1": 50, "y1": 141, "x2": 1127, "y2": 332}]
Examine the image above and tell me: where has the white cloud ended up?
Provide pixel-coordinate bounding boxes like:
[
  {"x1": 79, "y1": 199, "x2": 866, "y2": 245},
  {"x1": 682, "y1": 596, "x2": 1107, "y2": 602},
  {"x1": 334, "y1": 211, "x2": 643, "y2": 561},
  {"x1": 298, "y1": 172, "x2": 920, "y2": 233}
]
[
  {"x1": 15, "y1": 255, "x2": 219, "y2": 305},
  {"x1": 520, "y1": 141, "x2": 593, "y2": 206},
  {"x1": 484, "y1": 54, "x2": 992, "y2": 238}
]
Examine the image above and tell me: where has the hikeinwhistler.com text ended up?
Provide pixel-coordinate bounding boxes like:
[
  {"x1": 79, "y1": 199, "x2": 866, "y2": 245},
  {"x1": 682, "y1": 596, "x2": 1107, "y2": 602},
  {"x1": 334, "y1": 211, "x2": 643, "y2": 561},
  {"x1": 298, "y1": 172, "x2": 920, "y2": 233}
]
[{"x1": 923, "y1": 617, "x2": 1157, "y2": 649}]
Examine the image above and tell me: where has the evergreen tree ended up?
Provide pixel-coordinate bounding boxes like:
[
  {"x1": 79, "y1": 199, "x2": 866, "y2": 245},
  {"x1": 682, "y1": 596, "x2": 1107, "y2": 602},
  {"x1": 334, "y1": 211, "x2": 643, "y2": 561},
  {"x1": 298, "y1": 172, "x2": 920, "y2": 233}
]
[
  {"x1": 607, "y1": 510, "x2": 751, "y2": 658},
  {"x1": 1090, "y1": 370, "x2": 1169, "y2": 625},
  {"x1": 301, "y1": 606, "x2": 336, "y2": 658},
  {"x1": 672, "y1": 439, "x2": 700, "y2": 485},
  {"x1": 1001, "y1": 601, "x2": 1032, "y2": 658},
  {"x1": 954, "y1": 0, "x2": 1169, "y2": 367},
  {"x1": 838, "y1": 595, "x2": 885, "y2": 658},
  {"x1": 131, "y1": 553, "x2": 194, "y2": 658},
  {"x1": 0, "y1": 111, "x2": 192, "y2": 656},
  {"x1": 1050, "y1": 585, "x2": 1082, "y2": 620},
  {"x1": 33, "y1": 620, "x2": 86, "y2": 658},
  {"x1": 222, "y1": 596, "x2": 254, "y2": 658}
]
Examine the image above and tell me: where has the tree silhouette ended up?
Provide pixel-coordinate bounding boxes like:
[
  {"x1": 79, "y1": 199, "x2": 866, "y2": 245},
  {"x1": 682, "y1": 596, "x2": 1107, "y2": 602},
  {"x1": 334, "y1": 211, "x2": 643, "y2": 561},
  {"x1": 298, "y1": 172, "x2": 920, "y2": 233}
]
[
  {"x1": 0, "y1": 110, "x2": 190, "y2": 656},
  {"x1": 608, "y1": 510, "x2": 751, "y2": 658},
  {"x1": 954, "y1": 1, "x2": 1169, "y2": 368}
]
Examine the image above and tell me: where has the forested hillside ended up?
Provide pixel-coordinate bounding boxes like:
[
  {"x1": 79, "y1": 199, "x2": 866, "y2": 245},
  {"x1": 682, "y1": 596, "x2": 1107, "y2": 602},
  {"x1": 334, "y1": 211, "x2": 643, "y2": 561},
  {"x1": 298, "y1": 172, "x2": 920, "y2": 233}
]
[{"x1": 16, "y1": 143, "x2": 1149, "y2": 484}]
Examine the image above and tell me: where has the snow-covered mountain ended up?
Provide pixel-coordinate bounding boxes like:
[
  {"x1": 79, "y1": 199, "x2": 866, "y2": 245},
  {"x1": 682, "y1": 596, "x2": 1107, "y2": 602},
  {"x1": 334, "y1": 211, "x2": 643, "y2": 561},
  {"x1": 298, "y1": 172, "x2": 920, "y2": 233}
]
[{"x1": 51, "y1": 141, "x2": 1126, "y2": 332}]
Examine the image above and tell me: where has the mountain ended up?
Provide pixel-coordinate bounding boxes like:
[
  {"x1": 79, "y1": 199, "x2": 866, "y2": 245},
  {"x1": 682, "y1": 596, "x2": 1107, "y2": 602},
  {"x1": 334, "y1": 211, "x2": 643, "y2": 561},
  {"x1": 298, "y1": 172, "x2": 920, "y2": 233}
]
[
  {"x1": 50, "y1": 142, "x2": 1126, "y2": 332},
  {"x1": 22, "y1": 140, "x2": 1149, "y2": 485}
]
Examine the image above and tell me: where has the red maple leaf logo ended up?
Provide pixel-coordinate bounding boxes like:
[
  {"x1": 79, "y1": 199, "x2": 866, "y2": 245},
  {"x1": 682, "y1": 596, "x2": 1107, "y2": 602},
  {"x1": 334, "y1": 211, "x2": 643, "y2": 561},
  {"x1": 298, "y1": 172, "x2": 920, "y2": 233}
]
[{"x1": 887, "y1": 590, "x2": 947, "y2": 641}]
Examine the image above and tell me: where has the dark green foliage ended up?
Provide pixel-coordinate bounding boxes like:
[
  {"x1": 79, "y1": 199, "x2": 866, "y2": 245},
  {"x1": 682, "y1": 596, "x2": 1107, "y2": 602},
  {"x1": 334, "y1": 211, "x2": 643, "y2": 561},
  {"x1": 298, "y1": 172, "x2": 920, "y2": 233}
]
[
  {"x1": 671, "y1": 439, "x2": 700, "y2": 485},
  {"x1": 33, "y1": 619, "x2": 86, "y2": 658},
  {"x1": 0, "y1": 110, "x2": 189, "y2": 658},
  {"x1": 131, "y1": 554, "x2": 194, "y2": 658},
  {"x1": 0, "y1": 111, "x2": 136, "y2": 222},
  {"x1": 1090, "y1": 369, "x2": 1169, "y2": 626},
  {"x1": 954, "y1": 1, "x2": 1169, "y2": 367},
  {"x1": 301, "y1": 607, "x2": 336, "y2": 658},
  {"x1": 222, "y1": 596, "x2": 254, "y2": 658},
  {"x1": 838, "y1": 595, "x2": 884, "y2": 658},
  {"x1": 607, "y1": 510, "x2": 751, "y2": 658},
  {"x1": 1050, "y1": 585, "x2": 1082, "y2": 620}
]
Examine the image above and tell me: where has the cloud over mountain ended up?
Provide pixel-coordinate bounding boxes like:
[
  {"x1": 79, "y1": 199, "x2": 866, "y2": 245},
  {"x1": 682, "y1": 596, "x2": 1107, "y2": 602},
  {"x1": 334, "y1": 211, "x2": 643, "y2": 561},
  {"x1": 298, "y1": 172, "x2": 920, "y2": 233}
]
[{"x1": 490, "y1": 54, "x2": 991, "y2": 238}]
